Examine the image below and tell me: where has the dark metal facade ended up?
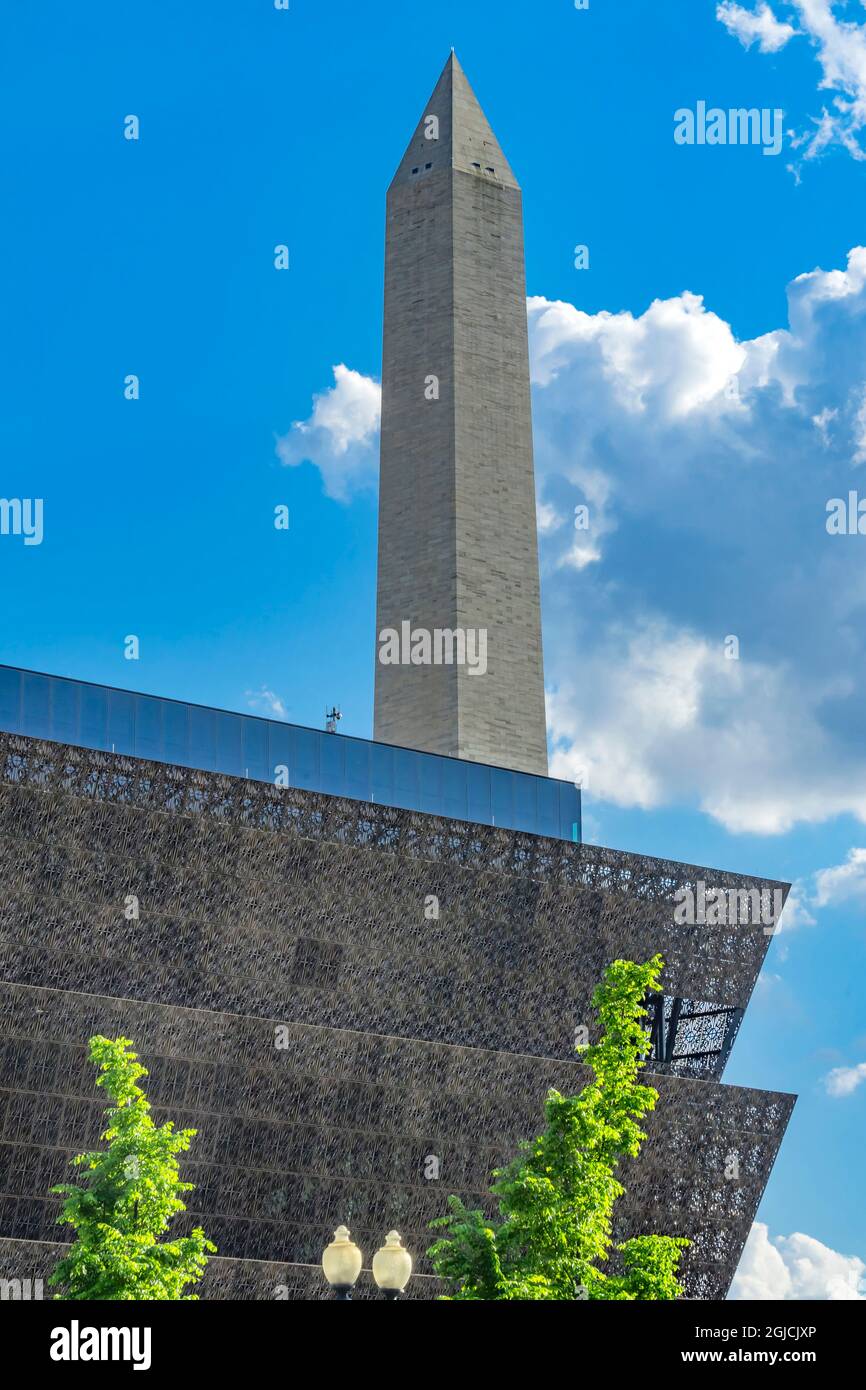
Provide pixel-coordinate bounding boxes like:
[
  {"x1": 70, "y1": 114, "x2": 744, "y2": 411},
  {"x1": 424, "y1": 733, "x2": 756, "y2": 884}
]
[{"x1": 0, "y1": 732, "x2": 794, "y2": 1298}]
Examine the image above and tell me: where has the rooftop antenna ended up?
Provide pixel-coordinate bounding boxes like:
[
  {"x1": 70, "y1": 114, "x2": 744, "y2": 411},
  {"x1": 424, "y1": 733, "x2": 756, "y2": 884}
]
[{"x1": 325, "y1": 705, "x2": 342, "y2": 735}]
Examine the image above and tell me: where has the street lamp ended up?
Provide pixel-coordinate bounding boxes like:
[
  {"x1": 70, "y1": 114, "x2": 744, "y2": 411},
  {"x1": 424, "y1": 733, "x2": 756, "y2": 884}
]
[
  {"x1": 372, "y1": 1230, "x2": 413, "y2": 1300},
  {"x1": 322, "y1": 1225, "x2": 363, "y2": 1300},
  {"x1": 322, "y1": 1227, "x2": 413, "y2": 1299}
]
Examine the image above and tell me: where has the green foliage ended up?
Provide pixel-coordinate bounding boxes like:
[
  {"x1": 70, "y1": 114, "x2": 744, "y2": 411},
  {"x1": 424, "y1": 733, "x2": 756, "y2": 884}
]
[
  {"x1": 49, "y1": 1036, "x2": 215, "y2": 1300},
  {"x1": 428, "y1": 956, "x2": 689, "y2": 1300}
]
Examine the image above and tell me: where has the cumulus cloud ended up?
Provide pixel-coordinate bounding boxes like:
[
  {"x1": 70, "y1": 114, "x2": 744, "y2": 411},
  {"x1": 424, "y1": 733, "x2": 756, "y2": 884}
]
[
  {"x1": 824, "y1": 1060, "x2": 866, "y2": 1096},
  {"x1": 281, "y1": 247, "x2": 866, "y2": 836},
  {"x1": 776, "y1": 885, "x2": 817, "y2": 930},
  {"x1": 545, "y1": 622, "x2": 866, "y2": 834},
  {"x1": 771, "y1": 847, "x2": 866, "y2": 929},
  {"x1": 276, "y1": 364, "x2": 381, "y2": 501},
  {"x1": 813, "y1": 846, "x2": 866, "y2": 905},
  {"x1": 730, "y1": 1222, "x2": 866, "y2": 1298},
  {"x1": 718, "y1": 2, "x2": 866, "y2": 163},
  {"x1": 548, "y1": 623, "x2": 771, "y2": 818},
  {"x1": 528, "y1": 291, "x2": 746, "y2": 417},
  {"x1": 246, "y1": 686, "x2": 289, "y2": 720},
  {"x1": 531, "y1": 247, "x2": 866, "y2": 835},
  {"x1": 536, "y1": 500, "x2": 565, "y2": 535},
  {"x1": 717, "y1": 1, "x2": 799, "y2": 53}
]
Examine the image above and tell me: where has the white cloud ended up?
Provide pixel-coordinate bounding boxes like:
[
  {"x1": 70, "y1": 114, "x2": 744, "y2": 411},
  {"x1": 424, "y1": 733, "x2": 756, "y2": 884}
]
[
  {"x1": 276, "y1": 364, "x2": 381, "y2": 501},
  {"x1": 546, "y1": 622, "x2": 864, "y2": 833},
  {"x1": 531, "y1": 247, "x2": 866, "y2": 835},
  {"x1": 558, "y1": 536, "x2": 602, "y2": 571},
  {"x1": 852, "y1": 386, "x2": 866, "y2": 461},
  {"x1": 812, "y1": 404, "x2": 838, "y2": 445},
  {"x1": 789, "y1": 243, "x2": 866, "y2": 312},
  {"x1": 528, "y1": 291, "x2": 745, "y2": 419},
  {"x1": 771, "y1": 848, "x2": 866, "y2": 928},
  {"x1": 719, "y1": 1, "x2": 866, "y2": 162},
  {"x1": 717, "y1": 2, "x2": 799, "y2": 53},
  {"x1": 777, "y1": 885, "x2": 817, "y2": 929},
  {"x1": 245, "y1": 686, "x2": 288, "y2": 720},
  {"x1": 536, "y1": 500, "x2": 564, "y2": 534},
  {"x1": 825, "y1": 1060, "x2": 866, "y2": 1095},
  {"x1": 548, "y1": 625, "x2": 736, "y2": 812},
  {"x1": 813, "y1": 846, "x2": 866, "y2": 905},
  {"x1": 730, "y1": 1222, "x2": 866, "y2": 1298}
]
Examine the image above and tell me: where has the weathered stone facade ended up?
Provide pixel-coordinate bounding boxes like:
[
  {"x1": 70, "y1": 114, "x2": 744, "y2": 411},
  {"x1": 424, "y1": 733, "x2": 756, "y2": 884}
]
[{"x1": 374, "y1": 54, "x2": 548, "y2": 775}]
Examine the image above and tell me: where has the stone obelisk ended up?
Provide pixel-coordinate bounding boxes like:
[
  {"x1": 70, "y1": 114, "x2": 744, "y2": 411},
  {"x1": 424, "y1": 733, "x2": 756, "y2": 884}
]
[{"x1": 374, "y1": 53, "x2": 548, "y2": 776}]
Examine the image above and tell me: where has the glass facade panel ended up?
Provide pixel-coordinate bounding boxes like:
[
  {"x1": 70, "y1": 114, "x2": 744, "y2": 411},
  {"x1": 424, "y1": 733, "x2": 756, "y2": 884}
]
[
  {"x1": 241, "y1": 716, "x2": 268, "y2": 781},
  {"x1": 50, "y1": 675, "x2": 78, "y2": 743},
  {"x1": 441, "y1": 757, "x2": 468, "y2": 821},
  {"x1": 189, "y1": 705, "x2": 217, "y2": 772},
  {"x1": 490, "y1": 766, "x2": 514, "y2": 830},
  {"x1": 558, "y1": 783, "x2": 581, "y2": 842},
  {"x1": 136, "y1": 695, "x2": 163, "y2": 761},
  {"x1": 292, "y1": 727, "x2": 320, "y2": 791},
  {"x1": 536, "y1": 775, "x2": 559, "y2": 839},
  {"x1": 466, "y1": 761, "x2": 491, "y2": 825},
  {"x1": 418, "y1": 747, "x2": 443, "y2": 815},
  {"x1": 268, "y1": 722, "x2": 292, "y2": 786},
  {"x1": 164, "y1": 700, "x2": 189, "y2": 765},
  {"x1": 513, "y1": 771, "x2": 537, "y2": 830},
  {"x1": 80, "y1": 683, "x2": 108, "y2": 750},
  {"x1": 344, "y1": 738, "x2": 370, "y2": 801},
  {"x1": 370, "y1": 741, "x2": 394, "y2": 806},
  {"x1": 392, "y1": 747, "x2": 419, "y2": 812},
  {"x1": 0, "y1": 665, "x2": 580, "y2": 842},
  {"x1": 215, "y1": 711, "x2": 242, "y2": 777},
  {"x1": 0, "y1": 666, "x2": 20, "y2": 731},
  {"x1": 107, "y1": 689, "x2": 135, "y2": 755},
  {"x1": 318, "y1": 730, "x2": 345, "y2": 796},
  {"x1": 22, "y1": 673, "x2": 50, "y2": 740}
]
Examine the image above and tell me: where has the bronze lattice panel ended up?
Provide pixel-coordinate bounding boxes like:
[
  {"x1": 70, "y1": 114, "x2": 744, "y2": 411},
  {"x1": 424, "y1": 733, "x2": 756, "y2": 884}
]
[
  {"x1": 0, "y1": 733, "x2": 787, "y2": 1075},
  {"x1": 0, "y1": 733, "x2": 795, "y2": 1299},
  {"x1": 0, "y1": 982, "x2": 792, "y2": 1299}
]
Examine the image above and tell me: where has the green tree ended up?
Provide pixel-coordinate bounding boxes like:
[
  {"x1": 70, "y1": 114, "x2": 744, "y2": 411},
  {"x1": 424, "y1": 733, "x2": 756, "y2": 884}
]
[
  {"x1": 428, "y1": 956, "x2": 689, "y2": 1299},
  {"x1": 50, "y1": 1036, "x2": 215, "y2": 1300}
]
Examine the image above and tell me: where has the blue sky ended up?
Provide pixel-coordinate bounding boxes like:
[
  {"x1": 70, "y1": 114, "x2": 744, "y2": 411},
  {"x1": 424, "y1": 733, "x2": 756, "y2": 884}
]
[{"x1": 3, "y1": 1, "x2": 866, "y2": 1297}]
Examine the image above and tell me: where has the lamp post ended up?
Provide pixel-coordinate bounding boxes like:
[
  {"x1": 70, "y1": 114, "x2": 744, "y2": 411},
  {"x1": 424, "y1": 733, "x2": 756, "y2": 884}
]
[
  {"x1": 322, "y1": 1225, "x2": 363, "y2": 1300},
  {"x1": 322, "y1": 1227, "x2": 413, "y2": 1299},
  {"x1": 372, "y1": 1230, "x2": 413, "y2": 1300}
]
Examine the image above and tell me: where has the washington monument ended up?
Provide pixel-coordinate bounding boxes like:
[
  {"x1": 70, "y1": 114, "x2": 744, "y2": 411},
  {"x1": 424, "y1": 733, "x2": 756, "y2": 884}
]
[{"x1": 374, "y1": 54, "x2": 548, "y2": 776}]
